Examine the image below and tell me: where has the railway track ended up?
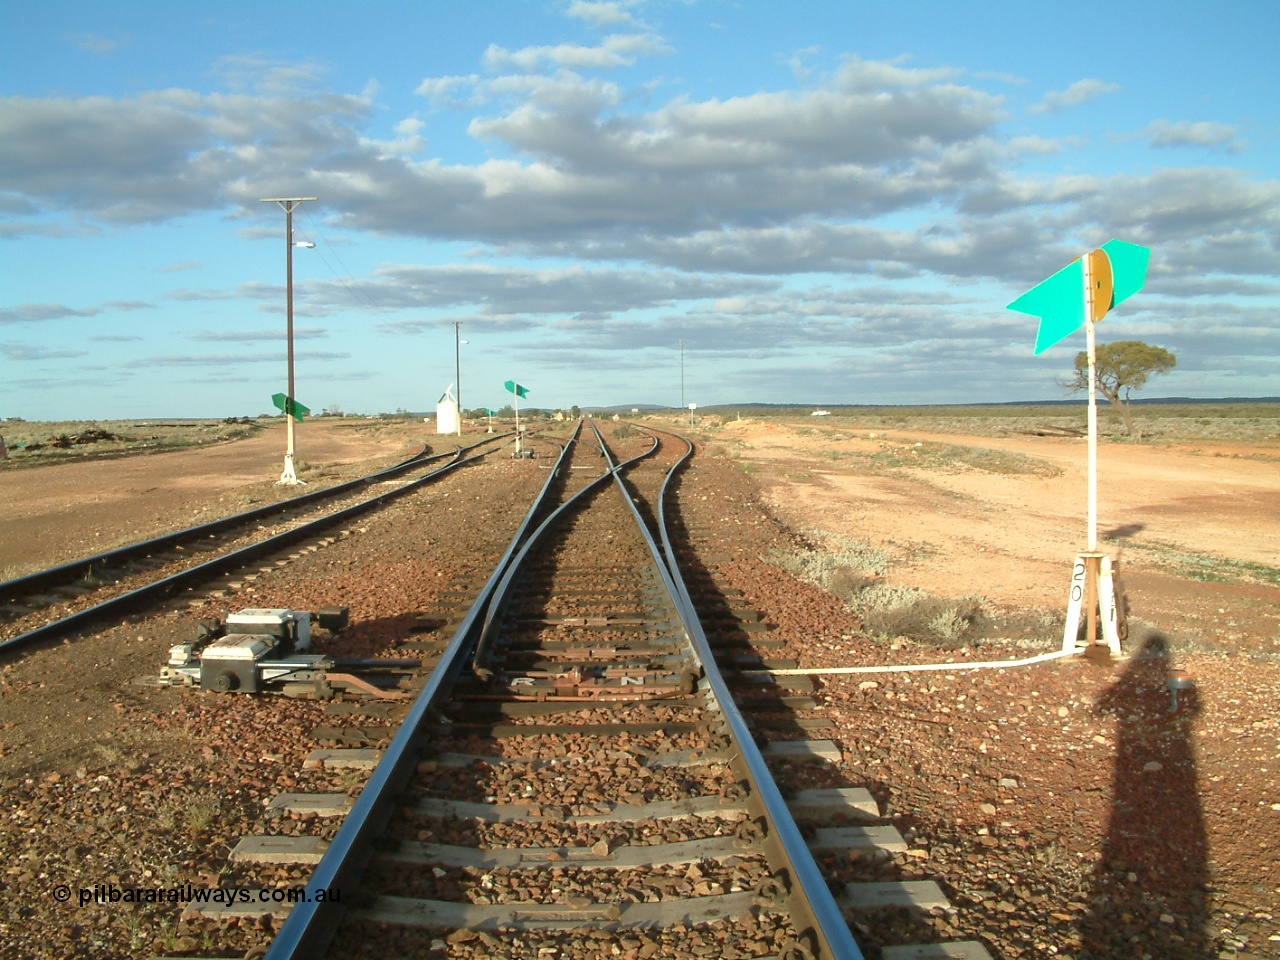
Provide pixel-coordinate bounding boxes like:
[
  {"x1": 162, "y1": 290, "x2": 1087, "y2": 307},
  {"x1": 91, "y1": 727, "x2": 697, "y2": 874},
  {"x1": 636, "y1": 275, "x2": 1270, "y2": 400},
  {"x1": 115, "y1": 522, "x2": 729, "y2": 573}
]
[
  {"x1": 169, "y1": 419, "x2": 861, "y2": 959},
  {"x1": 0, "y1": 432, "x2": 519, "y2": 655},
  {"x1": 0, "y1": 419, "x2": 993, "y2": 958}
]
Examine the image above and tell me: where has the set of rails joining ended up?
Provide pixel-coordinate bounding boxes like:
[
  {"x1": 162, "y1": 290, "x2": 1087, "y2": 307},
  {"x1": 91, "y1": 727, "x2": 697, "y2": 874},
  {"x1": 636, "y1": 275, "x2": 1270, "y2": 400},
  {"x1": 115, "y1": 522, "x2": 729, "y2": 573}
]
[
  {"x1": 646, "y1": 423, "x2": 864, "y2": 958},
  {"x1": 0, "y1": 432, "x2": 517, "y2": 656},
  {"x1": 261, "y1": 420, "x2": 866, "y2": 960}
]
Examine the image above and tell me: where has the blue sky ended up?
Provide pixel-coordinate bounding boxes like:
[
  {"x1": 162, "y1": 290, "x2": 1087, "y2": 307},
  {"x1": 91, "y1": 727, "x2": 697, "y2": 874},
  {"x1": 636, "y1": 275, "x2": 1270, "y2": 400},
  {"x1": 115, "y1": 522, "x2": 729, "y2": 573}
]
[{"x1": 2, "y1": 0, "x2": 1278, "y2": 419}]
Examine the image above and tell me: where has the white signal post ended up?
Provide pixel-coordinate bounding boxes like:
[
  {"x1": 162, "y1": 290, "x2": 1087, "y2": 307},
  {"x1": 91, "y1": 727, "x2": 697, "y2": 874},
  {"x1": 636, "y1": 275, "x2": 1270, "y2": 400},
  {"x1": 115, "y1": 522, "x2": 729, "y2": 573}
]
[
  {"x1": 504, "y1": 381, "x2": 528, "y2": 455},
  {"x1": 1064, "y1": 251, "x2": 1123, "y2": 657},
  {"x1": 1008, "y1": 238, "x2": 1148, "y2": 660},
  {"x1": 261, "y1": 196, "x2": 316, "y2": 486},
  {"x1": 1085, "y1": 253, "x2": 1100, "y2": 553},
  {"x1": 514, "y1": 391, "x2": 522, "y2": 457}
]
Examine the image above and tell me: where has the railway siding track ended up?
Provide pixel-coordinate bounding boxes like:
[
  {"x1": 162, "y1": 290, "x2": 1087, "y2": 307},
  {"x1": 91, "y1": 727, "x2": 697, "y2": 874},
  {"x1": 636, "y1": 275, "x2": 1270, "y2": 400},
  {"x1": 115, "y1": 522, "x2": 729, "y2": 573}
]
[
  {"x1": 660, "y1": 437, "x2": 995, "y2": 960},
  {"x1": 0, "y1": 433, "x2": 517, "y2": 655}
]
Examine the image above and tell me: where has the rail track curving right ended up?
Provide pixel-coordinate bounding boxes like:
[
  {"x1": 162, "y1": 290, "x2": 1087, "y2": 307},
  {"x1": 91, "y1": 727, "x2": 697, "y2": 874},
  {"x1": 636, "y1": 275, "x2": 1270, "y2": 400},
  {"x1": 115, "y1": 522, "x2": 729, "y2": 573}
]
[{"x1": 259, "y1": 419, "x2": 866, "y2": 960}]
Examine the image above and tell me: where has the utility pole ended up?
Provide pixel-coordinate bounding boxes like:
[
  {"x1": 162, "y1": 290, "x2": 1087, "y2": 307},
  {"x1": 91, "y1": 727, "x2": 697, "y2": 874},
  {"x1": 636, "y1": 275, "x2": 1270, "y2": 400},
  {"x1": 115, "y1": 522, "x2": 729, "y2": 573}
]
[
  {"x1": 453, "y1": 321, "x2": 464, "y2": 437},
  {"x1": 680, "y1": 339, "x2": 685, "y2": 414},
  {"x1": 260, "y1": 196, "x2": 316, "y2": 485}
]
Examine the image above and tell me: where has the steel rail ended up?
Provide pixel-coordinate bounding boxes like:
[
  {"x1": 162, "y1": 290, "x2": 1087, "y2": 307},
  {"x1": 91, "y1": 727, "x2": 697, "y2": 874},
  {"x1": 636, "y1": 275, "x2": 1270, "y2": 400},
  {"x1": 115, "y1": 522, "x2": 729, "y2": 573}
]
[
  {"x1": 642, "y1": 421, "x2": 867, "y2": 960},
  {"x1": 529, "y1": 417, "x2": 863, "y2": 957},
  {"x1": 0, "y1": 434, "x2": 512, "y2": 607},
  {"x1": 266, "y1": 419, "x2": 861, "y2": 958},
  {"x1": 470, "y1": 425, "x2": 660, "y2": 677},
  {"x1": 0, "y1": 436, "x2": 514, "y2": 657},
  {"x1": 262, "y1": 421, "x2": 585, "y2": 960}
]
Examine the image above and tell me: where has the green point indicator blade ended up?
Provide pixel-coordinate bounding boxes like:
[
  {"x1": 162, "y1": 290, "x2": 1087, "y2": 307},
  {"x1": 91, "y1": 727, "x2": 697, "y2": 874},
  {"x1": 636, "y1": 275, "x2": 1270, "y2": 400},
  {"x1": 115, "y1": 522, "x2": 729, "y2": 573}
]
[
  {"x1": 1007, "y1": 258, "x2": 1086, "y2": 355},
  {"x1": 271, "y1": 393, "x2": 308, "y2": 419},
  {"x1": 1099, "y1": 239, "x2": 1150, "y2": 306},
  {"x1": 1009, "y1": 239, "x2": 1151, "y2": 355}
]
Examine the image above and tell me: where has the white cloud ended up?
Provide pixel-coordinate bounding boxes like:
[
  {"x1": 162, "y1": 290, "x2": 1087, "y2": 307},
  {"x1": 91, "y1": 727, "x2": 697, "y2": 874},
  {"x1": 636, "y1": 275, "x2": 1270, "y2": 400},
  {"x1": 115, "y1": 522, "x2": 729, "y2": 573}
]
[
  {"x1": 124, "y1": 349, "x2": 350, "y2": 368},
  {"x1": 3, "y1": 53, "x2": 1276, "y2": 324},
  {"x1": 190, "y1": 327, "x2": 328, "y2": 342},
  {"x1": 833, "y1": 55, "x2": 962, "y2": 92},
  {"x1": 1146, "y1": 119, "x2": 1243, "y2": 152},
  {"x1": 483, "y1": 33, "x2": 671, "y2": 72},
  {"x1": 566, "y1": 1, "x2": 642, "y2": 29},
  {"x1": 0, "y1": 303, "x2": 100, "y2": 324},
  {"x1": 69, "y1": 33, "x2": 123, "y2": 55},
  {"x1": 360, "y1": 116, "x2": 429, "y2": 158},
  {"x1": 1082, "y1": 167, "x2": 1280, "y2": 243},
  {"x1": 787, "y1": 46, "x2": 823, "y2": 81},
  {"x1": 2, "y1": 341, "x2": 89, "y2": 360},
  {"x1": 324, "y1": 262, "x2": 770, "y2": 318},
  {"x1": 415, "y1": 74, "x2": 484, "y2": 110},
  {"x1": 1030, "y1": 78, "x2": 1120, "y2": 114},
  {"x1": 0, "y1": 86, "x2": 371, "y2": 227},
  {"x1": 210, "y1": 55, "x2": 332, "y2": 97}
]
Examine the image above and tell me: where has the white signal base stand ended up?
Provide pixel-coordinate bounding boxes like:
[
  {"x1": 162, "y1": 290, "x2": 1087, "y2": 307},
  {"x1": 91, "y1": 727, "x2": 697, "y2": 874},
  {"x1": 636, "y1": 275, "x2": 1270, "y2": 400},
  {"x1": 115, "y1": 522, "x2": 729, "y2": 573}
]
[
  {"x1": 278, "y1": 455, "x2": 301, "y2": 485},
  {"x1": 513, "y1": 394, "x2": 523, "y2": 457},
  {"x1": 278, "y1": 413, "x2": 305, "y2": 486},
  {"x1": 1062, "y1": 553, "x2": 1122, "y2": 657}
]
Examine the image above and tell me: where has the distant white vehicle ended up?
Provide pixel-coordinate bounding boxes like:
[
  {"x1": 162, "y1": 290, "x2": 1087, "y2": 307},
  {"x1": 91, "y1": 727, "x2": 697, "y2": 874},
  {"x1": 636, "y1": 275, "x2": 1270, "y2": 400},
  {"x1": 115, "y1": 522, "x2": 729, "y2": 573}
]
[{"x1": 811, "y1": 409, "x2": 831, "y2": 416}]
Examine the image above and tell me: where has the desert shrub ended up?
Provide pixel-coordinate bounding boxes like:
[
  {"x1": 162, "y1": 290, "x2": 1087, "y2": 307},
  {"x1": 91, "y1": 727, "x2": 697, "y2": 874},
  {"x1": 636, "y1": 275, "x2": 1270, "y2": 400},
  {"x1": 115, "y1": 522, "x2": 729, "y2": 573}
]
[
  {"x1": 768, "y1": 532, "x2": 890, "y2": 588},
  {"x1": 858, "y1": 591, "x2": 984, "y2": 648},
  {"x1": 767, "y1": 530, "x2": 989, "y2": 646},
  {"x1": 929, "y1": 608, "x2": 971, "y2": 642},
  {"x1": 867, "y1": 441, "x2": 1061, "y2": 477},
  {"x1": 769, "y1": 533, "x2": 890, "y2": 609},
  {"x1": 826, "y1": 566, "x2": 879, "y2": 602},
  {"x1": 855, "y1": 583, "x2": 927, "y2": 609}
]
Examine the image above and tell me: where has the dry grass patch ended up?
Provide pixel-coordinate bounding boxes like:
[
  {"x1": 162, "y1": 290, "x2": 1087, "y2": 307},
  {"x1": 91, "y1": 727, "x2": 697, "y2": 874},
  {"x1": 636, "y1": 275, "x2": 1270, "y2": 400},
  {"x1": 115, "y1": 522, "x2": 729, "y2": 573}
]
[
  {"x1": 768, "y1": 531, "x2": 995, "y2": 648},
  {"x1": 1, "y1": 418, "x2": 261, "y2": 466}
]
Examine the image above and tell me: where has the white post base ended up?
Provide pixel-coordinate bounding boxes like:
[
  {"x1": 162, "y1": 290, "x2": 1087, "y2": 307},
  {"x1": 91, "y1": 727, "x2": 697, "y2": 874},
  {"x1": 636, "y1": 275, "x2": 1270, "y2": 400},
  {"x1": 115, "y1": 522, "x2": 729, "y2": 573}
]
[
  {"x1": 277, "y1": 454, "x2": 306, "y2": 486},
  {"x1": 1062, "y1": 552, "x2": 1122, "y2": 657}
]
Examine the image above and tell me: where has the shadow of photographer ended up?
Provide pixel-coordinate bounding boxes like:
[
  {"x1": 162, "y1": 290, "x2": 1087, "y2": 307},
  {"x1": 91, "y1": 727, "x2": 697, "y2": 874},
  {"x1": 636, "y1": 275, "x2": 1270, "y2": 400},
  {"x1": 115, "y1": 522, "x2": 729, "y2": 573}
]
[{"x1": 1079, "y1": 633, "x2": 1212, "y2": 958}]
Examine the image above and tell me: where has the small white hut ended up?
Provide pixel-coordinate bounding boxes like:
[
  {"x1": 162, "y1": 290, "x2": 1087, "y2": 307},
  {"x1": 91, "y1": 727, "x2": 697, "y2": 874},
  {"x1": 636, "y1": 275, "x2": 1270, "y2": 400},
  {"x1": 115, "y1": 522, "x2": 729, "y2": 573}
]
[{"x1": 435, "y1": 385, "x2": 459, "y2": 434}]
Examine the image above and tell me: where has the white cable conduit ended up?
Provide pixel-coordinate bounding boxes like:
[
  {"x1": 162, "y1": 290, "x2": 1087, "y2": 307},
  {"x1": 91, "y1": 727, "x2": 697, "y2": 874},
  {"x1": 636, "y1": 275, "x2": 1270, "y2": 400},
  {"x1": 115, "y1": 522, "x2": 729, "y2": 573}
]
[{"x1": 745, "y1": 646, "x2": 1089, "y2": 677}]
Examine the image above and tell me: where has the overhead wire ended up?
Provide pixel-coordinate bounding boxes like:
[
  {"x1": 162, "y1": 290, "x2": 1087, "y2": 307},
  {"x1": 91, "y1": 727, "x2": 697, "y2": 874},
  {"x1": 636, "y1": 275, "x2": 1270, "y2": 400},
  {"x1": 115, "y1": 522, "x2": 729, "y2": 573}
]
[{"x1": 297, "y1": 206, "x2": 400, "y2": 321}]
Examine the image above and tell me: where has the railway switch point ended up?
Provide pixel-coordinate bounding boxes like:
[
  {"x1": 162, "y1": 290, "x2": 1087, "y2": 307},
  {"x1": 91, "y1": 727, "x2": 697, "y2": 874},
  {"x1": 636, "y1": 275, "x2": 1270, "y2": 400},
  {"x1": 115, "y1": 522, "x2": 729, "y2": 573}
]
[{"x1": 144, "y1": 605, "x2": 423, "y2": 699}]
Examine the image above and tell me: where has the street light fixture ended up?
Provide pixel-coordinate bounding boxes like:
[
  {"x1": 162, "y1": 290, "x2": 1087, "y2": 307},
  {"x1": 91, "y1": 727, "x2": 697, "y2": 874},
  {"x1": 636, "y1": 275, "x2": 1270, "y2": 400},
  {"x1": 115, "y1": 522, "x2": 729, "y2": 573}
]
[{"x1": 260, "y1": 196, "x2": 316, "y2": 485}]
